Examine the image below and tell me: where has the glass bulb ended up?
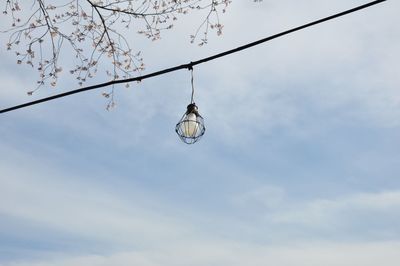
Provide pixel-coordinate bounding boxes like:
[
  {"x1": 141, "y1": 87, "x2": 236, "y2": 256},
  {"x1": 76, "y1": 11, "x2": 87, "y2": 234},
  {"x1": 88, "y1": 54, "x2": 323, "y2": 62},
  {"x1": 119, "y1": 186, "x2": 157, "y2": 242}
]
[{"x1": 181, "y1": 113, "x2": 198, "y2": 137}]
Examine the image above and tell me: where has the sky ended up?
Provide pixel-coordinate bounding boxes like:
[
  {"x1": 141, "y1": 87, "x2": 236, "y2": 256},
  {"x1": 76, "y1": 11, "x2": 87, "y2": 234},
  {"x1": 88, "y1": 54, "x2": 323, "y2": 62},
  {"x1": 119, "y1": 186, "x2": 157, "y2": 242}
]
[{"x1": 1, "y1": 0, "x2": 400, "y2": 265}]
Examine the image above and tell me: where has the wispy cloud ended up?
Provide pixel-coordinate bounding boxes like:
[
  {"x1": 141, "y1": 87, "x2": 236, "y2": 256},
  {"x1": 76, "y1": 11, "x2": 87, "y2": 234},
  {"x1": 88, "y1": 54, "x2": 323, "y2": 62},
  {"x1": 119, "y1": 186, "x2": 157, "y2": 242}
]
[
  {"x1": 269, "y1": 190, "x2": 400, "y2": 226},
  {"x1": 3, "y1": 241, "x2": 400, "y2": 266}
]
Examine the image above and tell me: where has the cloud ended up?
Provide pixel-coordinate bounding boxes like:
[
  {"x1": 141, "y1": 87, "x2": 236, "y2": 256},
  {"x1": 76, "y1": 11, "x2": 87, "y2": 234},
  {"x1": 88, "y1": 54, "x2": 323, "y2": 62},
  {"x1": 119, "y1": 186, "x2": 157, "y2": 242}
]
[
  {"x1": 229, "y1": 185, "x2": 400, "y2": 242},
  {"x1": 3, "y1": 241, "x2": 400, "y2": 266},
  {"x1": 0, "y1": 146, "x2": 196, "y2": 251},
  {"x1": 270, "y1": 190, "x2": 400, "y2": 227}
]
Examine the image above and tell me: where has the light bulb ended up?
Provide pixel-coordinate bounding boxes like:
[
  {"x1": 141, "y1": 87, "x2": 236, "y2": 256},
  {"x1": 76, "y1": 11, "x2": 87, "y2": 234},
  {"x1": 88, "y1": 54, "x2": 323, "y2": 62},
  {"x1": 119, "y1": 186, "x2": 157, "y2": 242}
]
[
  {"x1": 181, "y1": 113, "x2": 198, "y2": 137},
  {"x1": 175, "y1": 103, "x2": 205, "y2": 144}
]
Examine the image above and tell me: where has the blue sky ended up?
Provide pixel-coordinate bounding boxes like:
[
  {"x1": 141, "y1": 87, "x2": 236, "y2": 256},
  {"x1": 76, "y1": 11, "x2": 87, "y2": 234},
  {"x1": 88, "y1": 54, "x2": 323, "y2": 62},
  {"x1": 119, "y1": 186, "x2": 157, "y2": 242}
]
[{"x1": 1, "y1": 0, "x2": 400, "y2": 265}]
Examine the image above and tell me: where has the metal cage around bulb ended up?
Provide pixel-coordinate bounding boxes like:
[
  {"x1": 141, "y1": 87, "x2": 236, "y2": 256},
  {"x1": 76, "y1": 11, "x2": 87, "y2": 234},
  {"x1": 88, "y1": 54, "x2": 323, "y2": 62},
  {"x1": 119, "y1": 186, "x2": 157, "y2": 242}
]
[{"x1": 175, "y1": 103, "x2": 206, "y2": 144}]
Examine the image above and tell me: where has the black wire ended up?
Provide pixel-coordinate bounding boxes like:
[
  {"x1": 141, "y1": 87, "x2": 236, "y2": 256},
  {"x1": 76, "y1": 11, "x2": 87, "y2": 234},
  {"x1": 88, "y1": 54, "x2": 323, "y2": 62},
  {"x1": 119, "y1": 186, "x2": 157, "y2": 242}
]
[
  {"x1": 190, "y1": 68, "x2": 195, "y2": 104},
  {"x1": 0, "y1": 0, "x2": 387, "y2": 114}
]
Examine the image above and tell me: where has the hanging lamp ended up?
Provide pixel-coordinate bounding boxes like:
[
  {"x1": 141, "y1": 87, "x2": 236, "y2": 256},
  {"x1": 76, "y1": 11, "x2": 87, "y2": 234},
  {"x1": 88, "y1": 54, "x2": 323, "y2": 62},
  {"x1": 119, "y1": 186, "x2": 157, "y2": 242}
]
[{"x1": 175, "y1": 67, "x2": 205, "y2": 144}]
